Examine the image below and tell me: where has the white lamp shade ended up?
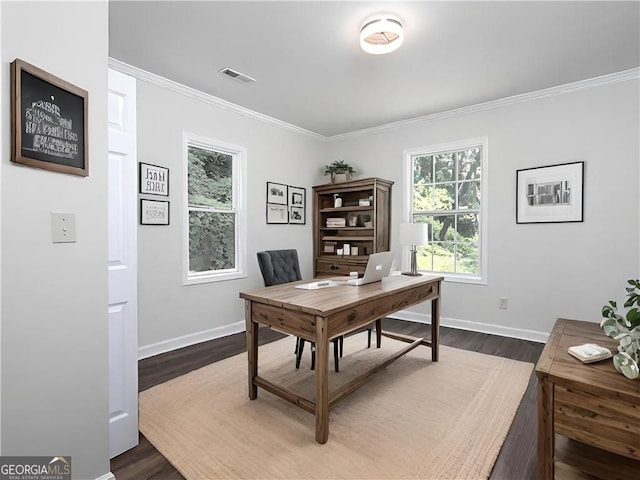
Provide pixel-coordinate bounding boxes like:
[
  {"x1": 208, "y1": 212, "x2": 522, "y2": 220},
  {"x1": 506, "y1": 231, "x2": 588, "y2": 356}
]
[{"x1": 399, "y1": 222, "x2": 429, "y2": 246}]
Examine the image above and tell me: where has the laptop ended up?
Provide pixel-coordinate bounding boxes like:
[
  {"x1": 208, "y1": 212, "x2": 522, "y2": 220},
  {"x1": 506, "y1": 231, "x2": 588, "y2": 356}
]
[{"x1": 346, "y1": 251, "x2": 394, "y2": 286}]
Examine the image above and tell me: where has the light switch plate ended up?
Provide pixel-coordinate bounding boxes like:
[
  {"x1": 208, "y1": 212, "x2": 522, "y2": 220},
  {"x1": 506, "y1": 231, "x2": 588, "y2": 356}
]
[{"x1": 51, "y1": 213, "x2": 76, "y2": 243}]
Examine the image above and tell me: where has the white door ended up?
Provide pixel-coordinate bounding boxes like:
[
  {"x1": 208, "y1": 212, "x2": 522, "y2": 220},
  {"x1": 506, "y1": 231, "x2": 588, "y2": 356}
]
[{"x1": 108, "y1": 68, "x2": 138, "y2": 458}]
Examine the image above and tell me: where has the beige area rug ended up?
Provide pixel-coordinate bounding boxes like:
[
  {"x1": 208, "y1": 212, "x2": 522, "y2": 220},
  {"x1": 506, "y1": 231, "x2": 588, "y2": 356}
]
[{"x1": 139, "y1": 333, "x2": 533, "y2": 480}]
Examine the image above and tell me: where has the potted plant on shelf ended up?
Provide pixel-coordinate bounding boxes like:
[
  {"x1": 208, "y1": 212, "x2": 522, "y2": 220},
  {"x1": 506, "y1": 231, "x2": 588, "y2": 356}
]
[
  {"x1": 601, "y1": 279, "x2": 640, "y2": 379},
  {"x1": 323, "y1": 160, "x2": 356, "y2": 183}
]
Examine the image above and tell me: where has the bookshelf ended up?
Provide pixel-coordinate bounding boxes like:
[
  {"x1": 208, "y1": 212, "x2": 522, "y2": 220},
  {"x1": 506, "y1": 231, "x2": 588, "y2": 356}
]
[{"x1": 313, "y1": 177, "x2": 393, "y2": 277}]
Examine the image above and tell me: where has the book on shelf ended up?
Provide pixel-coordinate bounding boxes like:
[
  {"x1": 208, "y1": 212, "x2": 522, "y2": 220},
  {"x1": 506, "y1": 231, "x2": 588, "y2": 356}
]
[{"x1": 567, "y1": 343, "x2": 613, "y2": 364}]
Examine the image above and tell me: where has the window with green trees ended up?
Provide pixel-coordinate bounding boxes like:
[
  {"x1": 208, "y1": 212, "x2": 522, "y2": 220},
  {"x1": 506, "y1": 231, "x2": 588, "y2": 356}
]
[
  {"x1": 185, "y1": 135, "x2": 246, "y2": 283},
  {"x1": 406, "y1": 138, "x2": 487, "y2": 282}
]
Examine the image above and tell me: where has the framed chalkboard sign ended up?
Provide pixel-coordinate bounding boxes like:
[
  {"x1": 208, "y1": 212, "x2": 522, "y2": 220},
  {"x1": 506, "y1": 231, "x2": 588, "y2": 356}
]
[{"x1": 10, "y1": 59, "x2": 88, "y2": 176}]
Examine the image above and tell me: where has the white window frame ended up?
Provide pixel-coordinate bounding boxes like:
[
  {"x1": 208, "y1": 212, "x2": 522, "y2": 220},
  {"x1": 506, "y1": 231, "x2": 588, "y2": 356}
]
[
  {"x1": 403, "y1": 137, "x2": 488, "y2": 285},
  {"x1": 183, "y1": 132, "x2": 247, "y2": 285}
]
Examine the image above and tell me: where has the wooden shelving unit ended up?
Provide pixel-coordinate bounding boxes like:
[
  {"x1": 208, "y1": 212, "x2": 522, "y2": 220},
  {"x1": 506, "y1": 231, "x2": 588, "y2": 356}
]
[{"x1": 313, "y1": 177, "x2": 393, "y2": 277}]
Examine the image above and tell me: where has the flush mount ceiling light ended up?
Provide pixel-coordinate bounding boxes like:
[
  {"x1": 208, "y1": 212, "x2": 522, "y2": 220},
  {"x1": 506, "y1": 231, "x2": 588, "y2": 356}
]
[{"x1": 360, "y1": 14, "x2": 404, "y2": 55}]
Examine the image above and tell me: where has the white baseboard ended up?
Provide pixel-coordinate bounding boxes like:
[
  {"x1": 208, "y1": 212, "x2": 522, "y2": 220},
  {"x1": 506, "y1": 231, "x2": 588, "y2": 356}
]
[
  {"x1": 96, "y1": 473, "x2": 115, "y2": 480},
  {"x1": 387, "y1": 310, "x2": 549, "y2": 344},
  {"x1": 138, "y1": 311, "x2": 548, "y2": 360},
  {"x1": 138, "y1": 321, "x2": 245, "y2": 360}
]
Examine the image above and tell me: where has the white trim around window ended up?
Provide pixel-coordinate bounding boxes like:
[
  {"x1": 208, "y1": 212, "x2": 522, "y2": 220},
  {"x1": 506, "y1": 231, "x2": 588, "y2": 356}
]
[
  {"x1": 182, "y1": 132, "x2": 247, "y2": 285},
  {"x1": 403, "y1": 137, "x2": 488, "y2": 285}
]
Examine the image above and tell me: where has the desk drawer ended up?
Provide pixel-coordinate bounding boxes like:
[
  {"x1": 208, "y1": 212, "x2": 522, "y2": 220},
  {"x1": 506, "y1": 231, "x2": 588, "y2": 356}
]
[
  {"x1": 554, "y1": 384, "x2": 640, "y2": 460},
  {"x1": 316, "y1": 259, "x2": 365, "y2": 276}
]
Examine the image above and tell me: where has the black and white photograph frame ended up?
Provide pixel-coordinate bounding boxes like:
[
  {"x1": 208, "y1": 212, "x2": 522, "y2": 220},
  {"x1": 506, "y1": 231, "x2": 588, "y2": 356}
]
[
  {"x1": 516, "y1": 161, "x2": 584, "y2": 224},
  {"x1": 266, "y1": 181, "x2": 288, "y2": 205},
  {"x1": 266, "y1": 203, "x2": 288, "y2": 224},
  {"x1": 288, "y1": 186, "x2": 306, "y2": 224},
  {"x1": 139, "y1": 162, "x2": 169, "y2": 196},
  {"x1": 140, "y1": 199, "x2": 170, "y2": 225}
]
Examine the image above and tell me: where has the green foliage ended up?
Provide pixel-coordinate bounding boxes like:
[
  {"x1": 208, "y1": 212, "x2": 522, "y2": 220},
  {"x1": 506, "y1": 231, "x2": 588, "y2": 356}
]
[
  {"x1": 189, "y1": 212, "x2": 235, "y2": 272},
  {"x1": 323, "y1": 159, "x2": 355, "y2": 175},
  {"x1": 188, "y1": 146, "x2": 233, "y2": 209},
  {"x1": 602, "y1": 279, "x2": 640, "y2": 330},
  {"x1": 601, "y1": 280, "x2": 640, "y2": 376},
  {"x1": 187, "y1": 145, "x2": 235, "y2": 272}
]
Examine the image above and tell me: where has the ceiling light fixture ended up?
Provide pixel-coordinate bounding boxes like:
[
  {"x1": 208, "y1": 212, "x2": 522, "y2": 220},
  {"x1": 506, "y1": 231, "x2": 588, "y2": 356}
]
[{"x1": 360, "y1": 14, "x2": 404, "y2": 55}]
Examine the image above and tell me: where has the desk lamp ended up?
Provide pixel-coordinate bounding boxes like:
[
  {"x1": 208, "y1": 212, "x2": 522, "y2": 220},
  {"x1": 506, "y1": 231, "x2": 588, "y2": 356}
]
[{"x1": 399, "y1": 222, "x2": 429, "y2": 276}]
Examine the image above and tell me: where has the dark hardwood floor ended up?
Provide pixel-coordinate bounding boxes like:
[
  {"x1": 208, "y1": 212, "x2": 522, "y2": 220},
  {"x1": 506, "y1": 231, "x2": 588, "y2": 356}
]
[{"x1": 111, "y1": 319, "x2": 545, "y2": 480}]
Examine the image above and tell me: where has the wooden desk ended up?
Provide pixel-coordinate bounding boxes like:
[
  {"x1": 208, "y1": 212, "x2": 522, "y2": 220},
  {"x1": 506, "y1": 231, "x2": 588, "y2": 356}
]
[
  {"x1": 535, "y1": 318, "x2": 640, "y2": 479},
  {"x1": 239, "y1": 274, "x2": 442, "y2": 444}
]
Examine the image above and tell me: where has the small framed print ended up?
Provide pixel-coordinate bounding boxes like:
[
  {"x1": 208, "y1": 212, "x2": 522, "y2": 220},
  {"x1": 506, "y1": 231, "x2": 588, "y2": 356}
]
[
  {"x1": 289, "y1": 206, "x2": 305, "y2": 224},
  {"x1": 516, "y1": 161, "x2": 584, "y2": 224},
  {"x1": 288, "y1": 185, "x2": 306, "y2": 224},
  {"x1": 266, "y1": 182, "x2": 288, "y2": 205},
  {"x1": 140, "y1": 199, "x2": 170, "y2": 225},
  {"x1": 139, "y1": 162, "x2": 169, "y2": 196},
  {"x1": 266, "y1": 203, "x2": 288, "y2": 224}
]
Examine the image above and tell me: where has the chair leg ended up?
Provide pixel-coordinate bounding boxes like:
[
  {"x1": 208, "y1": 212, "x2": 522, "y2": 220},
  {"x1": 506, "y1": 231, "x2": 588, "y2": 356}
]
[
  {"x1": 367, "y1": 329, "x2": 372, "y2": 348},
  {"x1": 376, "y1": 318, "x2": 383, "y2": 348},
  {"x1": 295, "y1": 339, "x2": 305, "y2": 369},
  {"x1": 333, "y1": 339, "x2": 340, "y2": 373},
  {"x1": 339, "y1": 336, "x2": 344, "y2": 357}
]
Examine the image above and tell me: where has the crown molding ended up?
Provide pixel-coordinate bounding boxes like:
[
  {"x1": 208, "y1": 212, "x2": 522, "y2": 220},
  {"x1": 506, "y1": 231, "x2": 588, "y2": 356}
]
[
  {"x1": 329, "y1": 67, "x2": 640, "y2": 141},
  {"x1": 109, "y1": 58, "x2": 638, "y2": 142},
  {"x1": 108, "y1": 58, "x2": 326, "y2": 141}
]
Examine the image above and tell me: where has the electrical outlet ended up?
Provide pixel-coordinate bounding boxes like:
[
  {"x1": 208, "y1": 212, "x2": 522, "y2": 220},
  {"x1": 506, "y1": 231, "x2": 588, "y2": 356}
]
[{"x1": 499, "y1": 297, "x2": 508, "y2": 309}]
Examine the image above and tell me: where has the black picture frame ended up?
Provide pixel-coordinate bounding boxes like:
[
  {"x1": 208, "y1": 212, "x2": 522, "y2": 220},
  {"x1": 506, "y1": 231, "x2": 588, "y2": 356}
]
[
  {"x1": 266, "y1": 203, "x2": 288, "y2": 224},
  {"x1": 10, "y1": 58, "x2": 88, "y2": 176},
  {"x1": 516, "y1": 161, "x2": 584, "y2": 224},
  {"x1": 139, "y1": 162, "x2": 169, "y2": 196},
  {"x1": 288, "y1": 185, "x2": 306, "y2": 224},
  {"x1": 266, "y1": 182, "x2": 288, "y2": 205},
  {"x1": 140, "y1": 199, "x2": 170, "y2": 225}
]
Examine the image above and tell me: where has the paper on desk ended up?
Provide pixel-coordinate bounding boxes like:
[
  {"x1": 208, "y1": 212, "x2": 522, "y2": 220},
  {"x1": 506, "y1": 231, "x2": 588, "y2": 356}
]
[{"x1": 295, "y1": 280, "x2": 340, "y2": 290}]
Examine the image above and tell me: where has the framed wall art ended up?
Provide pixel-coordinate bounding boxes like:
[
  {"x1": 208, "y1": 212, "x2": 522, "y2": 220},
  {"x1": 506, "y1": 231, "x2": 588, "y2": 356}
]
[
  {"x1": 266, "y1": 182, "x2": 288, "y2": 205},
  {"x1": 140, "y1": 199, "x2": 170, "y2": 225},
  {"x1": 10, "y1": 58, "x2": 88, "y2": 176},
  {"x1": 266, "y1": 203, "x2": 288, "y2": 224},
  {"x1": 139, "y1": 162, "x2": 169, "y2": 196},
  {"x1": 288, "y1": 185, "x2": 306, "y2": 224},
  {"x1": 516, "y1": 161, "x2": 584, "y2": 224}
]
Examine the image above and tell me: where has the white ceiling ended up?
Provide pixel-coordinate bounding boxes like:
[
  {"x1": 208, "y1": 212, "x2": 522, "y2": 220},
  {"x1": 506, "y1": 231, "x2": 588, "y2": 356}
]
[{"x1": 109, "y1": 1, "x2": 640, "y2": 137}]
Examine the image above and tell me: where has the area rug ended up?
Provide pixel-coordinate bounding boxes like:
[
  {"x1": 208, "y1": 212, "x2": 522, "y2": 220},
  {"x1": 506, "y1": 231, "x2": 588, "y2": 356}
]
[{"x1": 139, "y1": 332, "x2": 533, "y2": 479}]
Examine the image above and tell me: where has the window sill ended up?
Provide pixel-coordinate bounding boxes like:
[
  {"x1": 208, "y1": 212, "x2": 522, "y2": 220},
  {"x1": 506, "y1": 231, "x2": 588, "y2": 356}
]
[{"x1": 183, "y1": 271, "x2": 246, "y2": 286}]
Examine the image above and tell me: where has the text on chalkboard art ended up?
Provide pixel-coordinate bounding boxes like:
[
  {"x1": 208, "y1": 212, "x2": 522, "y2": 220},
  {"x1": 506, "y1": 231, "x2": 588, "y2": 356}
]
[{"x1": 25, "y1": 98, "x2": 79, "y2": 160}]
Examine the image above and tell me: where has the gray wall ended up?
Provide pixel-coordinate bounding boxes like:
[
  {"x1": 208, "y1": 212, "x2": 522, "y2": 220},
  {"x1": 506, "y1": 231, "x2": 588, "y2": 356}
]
[
  {"x1": 135, "y1": 78, "x2": 326, "y2": 355},
  {"x1": 1, "y1": 1, "x2": 110, "y2": 479},
  {"x1": 135, "y1": 68, "x2": 639, "y2": 354},
  {"x1": 326, "y1": 78, "x2": 640, "y2": 339}
]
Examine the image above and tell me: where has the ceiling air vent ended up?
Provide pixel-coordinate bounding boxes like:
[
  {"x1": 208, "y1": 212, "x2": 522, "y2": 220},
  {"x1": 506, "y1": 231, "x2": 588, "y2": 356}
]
[{"x1": 219, "y1": 67, "x2": 256, "y2": 84}]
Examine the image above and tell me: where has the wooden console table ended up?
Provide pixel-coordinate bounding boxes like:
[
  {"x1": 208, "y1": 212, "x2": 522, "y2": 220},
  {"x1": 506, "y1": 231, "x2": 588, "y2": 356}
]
[{"x1": 535, "y1": 318, "x2": 640, "y2": 479}]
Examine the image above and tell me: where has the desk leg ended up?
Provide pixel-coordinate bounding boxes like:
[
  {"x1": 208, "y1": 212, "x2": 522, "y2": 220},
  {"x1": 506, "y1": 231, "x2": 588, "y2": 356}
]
[
  {"x1": 537, "y1": 376, "x2": 554, "y2": 480},
  {"x1": 245, "y1": 300, "x2": 258, "y2": 400},
  {"x1": 315, "y1": 315, "x2": 329, "y2": 444},
  {"x1": 431, "y1": 293, "x2": 440, "y2": 362}
]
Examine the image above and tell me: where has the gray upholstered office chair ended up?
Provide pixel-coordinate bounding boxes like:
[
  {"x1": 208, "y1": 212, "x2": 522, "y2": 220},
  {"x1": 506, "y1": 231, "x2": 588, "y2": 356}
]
[{"x1": 256, "y1": 249, "x2": 343, "y2": 372}]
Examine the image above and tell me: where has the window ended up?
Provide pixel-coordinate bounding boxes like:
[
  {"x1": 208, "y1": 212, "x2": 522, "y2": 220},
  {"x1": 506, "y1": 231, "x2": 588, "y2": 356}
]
[
  {"x1": 183, "y1": 133, "x2": 246, "y2": 284},
  {"x1": 404, "y1": 138, "x2": 487, "y2": 283}
]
